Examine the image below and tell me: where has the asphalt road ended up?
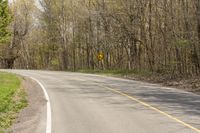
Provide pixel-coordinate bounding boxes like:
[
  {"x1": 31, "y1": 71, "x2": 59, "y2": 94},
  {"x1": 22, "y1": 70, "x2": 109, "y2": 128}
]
[{"x1": 2, "y1": 70, "x2": 200, "y2": 133}]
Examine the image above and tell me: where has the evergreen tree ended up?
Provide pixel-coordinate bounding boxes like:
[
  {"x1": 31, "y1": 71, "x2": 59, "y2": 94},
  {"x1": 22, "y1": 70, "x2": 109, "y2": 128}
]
[{"x1": 0, "y1": 0, "x2": 12, "y2": 43}]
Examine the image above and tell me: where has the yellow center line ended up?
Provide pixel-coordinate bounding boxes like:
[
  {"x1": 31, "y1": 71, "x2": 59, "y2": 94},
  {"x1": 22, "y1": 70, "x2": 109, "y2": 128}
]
[{"x1": 100, "y1": 85, "x2": 200, "y2": 133}]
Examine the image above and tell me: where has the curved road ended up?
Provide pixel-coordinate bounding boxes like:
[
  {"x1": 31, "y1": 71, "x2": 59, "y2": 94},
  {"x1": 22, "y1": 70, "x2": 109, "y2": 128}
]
[{"x1": 3, "y1": 70, "x2": 200, "y2": 133}]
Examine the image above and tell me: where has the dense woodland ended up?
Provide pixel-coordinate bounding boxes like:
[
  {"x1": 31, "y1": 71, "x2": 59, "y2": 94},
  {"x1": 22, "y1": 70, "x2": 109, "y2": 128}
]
[{"x1": 0, "y1": 0, "x2": 200, "y2": 78}]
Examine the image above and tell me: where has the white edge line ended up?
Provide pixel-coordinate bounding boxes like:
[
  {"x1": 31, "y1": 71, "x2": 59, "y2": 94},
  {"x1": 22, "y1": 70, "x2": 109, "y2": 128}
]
[{"x1": 31, "y1": 77, "x2": 52, "y2": 133}]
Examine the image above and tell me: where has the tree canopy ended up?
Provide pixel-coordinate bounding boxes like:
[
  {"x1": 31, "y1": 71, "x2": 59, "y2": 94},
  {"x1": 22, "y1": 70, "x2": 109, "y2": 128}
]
[
  {"x1": 0, "y1": 0, "x2": 200, "y2": 77},
  {"x1": 0, "y1": 0, "x2": 12, "y2": 43}
]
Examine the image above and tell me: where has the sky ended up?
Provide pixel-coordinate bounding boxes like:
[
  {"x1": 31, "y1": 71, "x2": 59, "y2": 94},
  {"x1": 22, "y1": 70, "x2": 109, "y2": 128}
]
[
  {"x1": 8, "y1": 0, "x2": 42, "y2": 10},
  {"x1": 8, "y1": 0, "x2": 40, "y2": 5}
]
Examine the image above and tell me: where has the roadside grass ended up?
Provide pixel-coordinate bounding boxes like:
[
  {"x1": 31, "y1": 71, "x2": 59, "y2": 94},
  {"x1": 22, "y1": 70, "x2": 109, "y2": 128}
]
[
  {"x1": 0, "y1": 72, "x2": 27, "y2": 131},
  {"x1": 76, "y1": 69, "x2": 153, "y2": 76}
]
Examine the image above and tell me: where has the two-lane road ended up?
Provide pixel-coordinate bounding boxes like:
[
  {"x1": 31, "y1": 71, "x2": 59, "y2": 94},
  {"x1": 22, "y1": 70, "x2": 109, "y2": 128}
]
[{"x1": 2, "y1": 70, "x2": 200, "y2": 133}]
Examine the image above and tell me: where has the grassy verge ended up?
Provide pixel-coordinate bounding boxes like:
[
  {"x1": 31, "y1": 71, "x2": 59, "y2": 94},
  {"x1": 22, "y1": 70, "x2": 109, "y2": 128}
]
[
  {"x1": 0, "y1": 72, "x2": 27, "y2": 131},
  {"x1": 76, "y1": 69, "x2": 153, "y2": 76}
]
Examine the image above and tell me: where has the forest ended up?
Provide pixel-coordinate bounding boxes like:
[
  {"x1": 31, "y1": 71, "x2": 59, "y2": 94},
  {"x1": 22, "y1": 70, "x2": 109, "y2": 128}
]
[{"x1": 0, "y1": 0, "x2": 200, "y2": 78}]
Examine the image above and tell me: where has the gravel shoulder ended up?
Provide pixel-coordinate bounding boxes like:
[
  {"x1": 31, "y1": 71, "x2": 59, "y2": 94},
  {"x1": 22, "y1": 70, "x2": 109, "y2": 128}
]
[{"x1": 10, "y1": 78, "x2": 47, "y2": 133}]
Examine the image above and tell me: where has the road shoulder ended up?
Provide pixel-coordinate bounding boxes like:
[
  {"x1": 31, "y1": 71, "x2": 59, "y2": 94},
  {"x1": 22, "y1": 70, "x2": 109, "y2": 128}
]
[
  {"x1": 10, "y1": 78, "x2": 47, "y2": 133},
  {"x1": 75, "y1": 70, "x2": 200, "y2": 95}
]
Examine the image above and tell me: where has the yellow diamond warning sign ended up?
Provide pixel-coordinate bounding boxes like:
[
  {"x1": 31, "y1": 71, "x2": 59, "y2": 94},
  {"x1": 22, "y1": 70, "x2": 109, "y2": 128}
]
[{"x1": 97, "y1": 52, "x2": 104, "y2": 61}]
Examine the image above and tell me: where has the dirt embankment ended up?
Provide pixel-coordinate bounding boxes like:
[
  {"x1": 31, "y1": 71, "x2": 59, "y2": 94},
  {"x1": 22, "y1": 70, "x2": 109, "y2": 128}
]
[{"x1": 121, "y1": 74, "x2": 200, "y2": 95}]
